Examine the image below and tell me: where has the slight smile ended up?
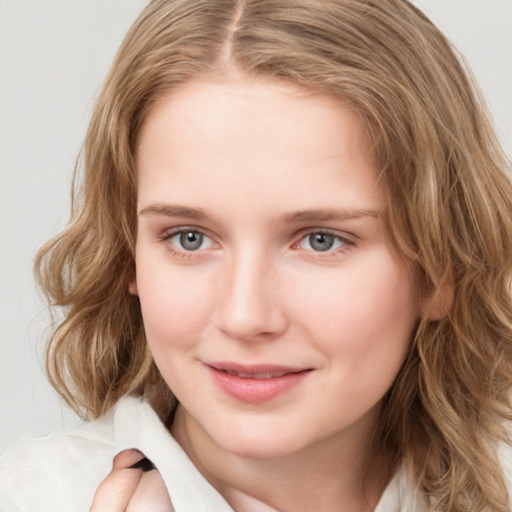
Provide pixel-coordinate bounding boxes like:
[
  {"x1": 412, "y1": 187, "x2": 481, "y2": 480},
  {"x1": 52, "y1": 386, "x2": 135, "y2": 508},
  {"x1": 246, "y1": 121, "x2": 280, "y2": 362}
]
[{"x1": 205, "y1": 362, "x2": 313, "y2": 404}]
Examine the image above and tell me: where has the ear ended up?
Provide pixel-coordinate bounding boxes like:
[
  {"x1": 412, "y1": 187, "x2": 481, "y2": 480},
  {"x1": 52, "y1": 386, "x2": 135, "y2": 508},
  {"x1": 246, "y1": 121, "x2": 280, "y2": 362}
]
[
  {"x1": 128, "y1": 279, "x2": 138, "y2": 296},
  {"x1": 421, "y1": 284, "x2": 453, "y2": 321}
]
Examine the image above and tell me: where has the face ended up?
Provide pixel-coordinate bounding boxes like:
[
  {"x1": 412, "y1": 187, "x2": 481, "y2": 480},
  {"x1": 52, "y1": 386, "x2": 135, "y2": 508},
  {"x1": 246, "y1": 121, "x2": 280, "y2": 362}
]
[{"x1": 132, "y1": 78, "x2": 421, "y2": 459}]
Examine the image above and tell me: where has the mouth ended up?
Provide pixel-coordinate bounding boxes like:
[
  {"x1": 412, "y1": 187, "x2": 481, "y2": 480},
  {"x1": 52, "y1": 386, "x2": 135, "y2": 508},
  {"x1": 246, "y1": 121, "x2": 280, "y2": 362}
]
[
  {"x1": 204, "y1": 362, "x2": 313, "y2": 403},
  {"x1": 207, "y1": 362, "x2": 310, "y2": 378},
  {"x1": 221, "y1": 369, "x2": 297, "y2": 379}
]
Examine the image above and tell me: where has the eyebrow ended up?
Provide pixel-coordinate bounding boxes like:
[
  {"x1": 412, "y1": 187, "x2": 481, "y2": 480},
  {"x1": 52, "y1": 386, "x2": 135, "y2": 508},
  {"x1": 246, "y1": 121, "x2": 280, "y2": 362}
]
[
  {"x1": 283, "y1": 208, "x2": 380, "y2": 223},
  {"x1": 139, "y1": 203, "x2": 208, "y2": 220},
  {"x1": 139, "y1": 203, "x2": 380, "y2": 222}
]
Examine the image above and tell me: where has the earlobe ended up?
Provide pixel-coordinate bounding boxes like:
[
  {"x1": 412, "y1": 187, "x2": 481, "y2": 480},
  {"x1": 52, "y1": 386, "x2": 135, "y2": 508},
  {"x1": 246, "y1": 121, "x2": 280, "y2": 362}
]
[
  {"x1": 421, "y1": 285, "x2": 453, "y2": 321},
  {"x1": 128, "y1": 279, "x2": 139, "y2": 296}
]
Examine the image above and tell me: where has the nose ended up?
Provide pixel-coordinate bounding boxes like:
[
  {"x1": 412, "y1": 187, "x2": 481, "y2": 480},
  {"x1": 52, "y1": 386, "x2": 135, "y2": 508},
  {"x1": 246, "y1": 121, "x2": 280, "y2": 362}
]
[{"x1": 213, "y1": 249, "x2": 288, "y2": 342}]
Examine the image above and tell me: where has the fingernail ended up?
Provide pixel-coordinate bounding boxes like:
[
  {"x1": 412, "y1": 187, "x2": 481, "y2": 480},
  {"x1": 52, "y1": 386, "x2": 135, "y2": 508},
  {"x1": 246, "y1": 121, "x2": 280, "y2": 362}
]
[
  {"x1": 113, "y1": 448, "x2": 145, "y2": 468},
  {"x1": 128, "y1": 457, "x2": 157, "y2": 472}
]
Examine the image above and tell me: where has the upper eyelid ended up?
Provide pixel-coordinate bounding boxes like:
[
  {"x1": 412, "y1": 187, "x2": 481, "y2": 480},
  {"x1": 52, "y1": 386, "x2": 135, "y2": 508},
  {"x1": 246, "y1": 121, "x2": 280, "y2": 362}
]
[
  {"x1": 161, "y1": 228, "x2": 217, "y2": 255},
  {"x1": 295, "y1": 227, "x2": 356, "y2": 242},
  {"x1": 293, "y1": 232, "x2": 355, "y2": 260},
  {"x1": 165, "y1": 227, "x2": 222, "y2": 253},
  {"x1": 160, "y1": 225, "x2": 353, "y2": 234},
  {"x1": 158, "y1": 226, "x2": 356, "y2": 246},
  {"x1": 161, "y1": 225, "x2": 213, "y2": 239}
]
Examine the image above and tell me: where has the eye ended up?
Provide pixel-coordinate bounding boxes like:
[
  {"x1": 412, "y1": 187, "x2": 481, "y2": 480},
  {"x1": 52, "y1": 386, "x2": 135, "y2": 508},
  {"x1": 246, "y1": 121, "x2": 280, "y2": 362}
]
[
  {"x1": 166, "y1": 229, "x2": 214, "y2": 251},
  {"x1": 298, "y1": 231, "x2": 349, "y2": 252}
]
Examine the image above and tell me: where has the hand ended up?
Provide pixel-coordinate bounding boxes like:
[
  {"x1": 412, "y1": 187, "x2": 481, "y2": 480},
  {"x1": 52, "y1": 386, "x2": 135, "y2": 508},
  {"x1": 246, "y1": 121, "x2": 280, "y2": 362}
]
[{"x1": 90, "y1": 449, "x2": 174, "y2": 511}]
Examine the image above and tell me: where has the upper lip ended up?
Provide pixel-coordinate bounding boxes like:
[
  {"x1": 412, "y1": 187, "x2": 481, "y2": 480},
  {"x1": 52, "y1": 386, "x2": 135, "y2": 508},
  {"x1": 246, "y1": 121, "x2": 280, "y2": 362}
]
[{"x1": 205, "y1": 361, "x2": 311, "y2": 378}]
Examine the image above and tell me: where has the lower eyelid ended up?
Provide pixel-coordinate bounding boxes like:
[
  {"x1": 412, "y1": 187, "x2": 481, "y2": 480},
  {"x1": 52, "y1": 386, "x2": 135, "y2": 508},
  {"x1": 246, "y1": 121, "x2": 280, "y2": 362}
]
[
  {"x1": 161, "y1": 229, "x2": 219, "y2": 253},
  {"x1": 159, "y1": 228, "x2": 353, "y2": 255}
]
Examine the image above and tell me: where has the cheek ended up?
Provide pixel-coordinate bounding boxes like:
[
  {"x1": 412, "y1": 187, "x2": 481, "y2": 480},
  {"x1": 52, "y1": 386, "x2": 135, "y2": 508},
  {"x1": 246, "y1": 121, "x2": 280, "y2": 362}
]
[
  {"x1": 293, "y1": 252, "x2": 418, "y2": 359},
  {"x1": 136, "y1": 261, "x2": 214, "y2": 351}
]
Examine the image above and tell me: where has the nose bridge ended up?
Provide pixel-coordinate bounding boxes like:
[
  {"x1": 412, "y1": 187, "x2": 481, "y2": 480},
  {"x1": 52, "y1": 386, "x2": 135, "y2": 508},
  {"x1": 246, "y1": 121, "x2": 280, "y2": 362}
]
[{"x1": 215, "y1": 244, "x2": 286, "y2": 341}]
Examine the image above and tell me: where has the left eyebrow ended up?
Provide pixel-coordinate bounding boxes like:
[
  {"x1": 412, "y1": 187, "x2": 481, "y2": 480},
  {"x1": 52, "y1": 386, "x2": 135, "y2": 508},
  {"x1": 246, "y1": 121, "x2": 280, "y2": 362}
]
[{"x1": 283, "y1": 208, "x2": 380, "y2": 223}]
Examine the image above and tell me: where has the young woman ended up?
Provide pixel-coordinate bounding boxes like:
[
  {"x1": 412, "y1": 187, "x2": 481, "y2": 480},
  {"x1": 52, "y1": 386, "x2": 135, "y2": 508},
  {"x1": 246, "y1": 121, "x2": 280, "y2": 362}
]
[{"x1": 2, "y1": 1, "x2": 512, "y2": 510}]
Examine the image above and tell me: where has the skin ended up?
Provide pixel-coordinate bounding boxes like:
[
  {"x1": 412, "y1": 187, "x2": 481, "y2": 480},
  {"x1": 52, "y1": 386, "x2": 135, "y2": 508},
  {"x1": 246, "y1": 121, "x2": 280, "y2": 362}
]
[
  {"x1": 96, "y1": 77, "x2": 427, "y2": 511},
  {"x1": 90, "y1": 450, "x2": 173, "y2": 511}
]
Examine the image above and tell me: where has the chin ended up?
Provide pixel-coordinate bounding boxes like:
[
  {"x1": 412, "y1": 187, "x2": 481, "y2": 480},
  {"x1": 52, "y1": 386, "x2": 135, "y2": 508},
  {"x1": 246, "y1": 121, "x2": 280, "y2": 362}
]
[
  {"x1": 224, "y1": 438, "x2": 298, "y2": 460},
  {"x1": 207, "y1": 419, "x2": 313, "y2": 460}
]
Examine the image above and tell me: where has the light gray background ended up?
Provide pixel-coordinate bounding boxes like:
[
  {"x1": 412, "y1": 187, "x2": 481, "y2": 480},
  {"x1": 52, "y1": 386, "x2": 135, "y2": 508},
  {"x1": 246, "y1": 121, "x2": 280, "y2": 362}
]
[{"x1": 1, "y1": 1, "x2": 511, "y2": 453}]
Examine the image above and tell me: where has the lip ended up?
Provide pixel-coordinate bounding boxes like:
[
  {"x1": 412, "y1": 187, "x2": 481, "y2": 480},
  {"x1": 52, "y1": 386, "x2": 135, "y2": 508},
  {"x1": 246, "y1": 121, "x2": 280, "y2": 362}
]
[{"x1": 205, "y1": 362, "x2": 312, "y2": 404}]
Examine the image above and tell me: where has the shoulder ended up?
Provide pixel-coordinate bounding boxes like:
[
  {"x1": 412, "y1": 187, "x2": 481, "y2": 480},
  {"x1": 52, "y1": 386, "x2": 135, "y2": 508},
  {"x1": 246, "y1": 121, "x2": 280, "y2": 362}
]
[
  {"x1": 0, "y1": 407, "x2": 118, "y2": 512},
  {"x1": 0, "y1": 396, "x2": 233, "y2": 512}
]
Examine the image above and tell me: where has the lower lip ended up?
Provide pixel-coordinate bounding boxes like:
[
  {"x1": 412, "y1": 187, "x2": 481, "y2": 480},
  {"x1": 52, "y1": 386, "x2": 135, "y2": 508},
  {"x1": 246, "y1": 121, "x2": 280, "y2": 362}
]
[{"x1": 206, "y1": 366, "x2": 311, "y2": 404}]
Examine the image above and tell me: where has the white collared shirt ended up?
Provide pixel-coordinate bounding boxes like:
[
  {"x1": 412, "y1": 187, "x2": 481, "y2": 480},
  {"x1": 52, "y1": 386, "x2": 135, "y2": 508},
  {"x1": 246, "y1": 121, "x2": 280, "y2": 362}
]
[{"x1": 4, "y1": 395, "x2": 502, "y2": 511}]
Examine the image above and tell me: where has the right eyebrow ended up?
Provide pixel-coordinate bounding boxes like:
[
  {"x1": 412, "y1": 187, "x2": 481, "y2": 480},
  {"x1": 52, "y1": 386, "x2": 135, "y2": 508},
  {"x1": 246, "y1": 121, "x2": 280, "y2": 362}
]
[{"x1": 139, "y1": 203, "x2": 208, "y2": 220}]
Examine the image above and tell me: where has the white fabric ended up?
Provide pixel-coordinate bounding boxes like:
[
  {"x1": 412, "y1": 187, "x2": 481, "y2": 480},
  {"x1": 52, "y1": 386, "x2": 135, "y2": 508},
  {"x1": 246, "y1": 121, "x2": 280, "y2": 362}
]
[
  {"x1": 0, "y1": 395, "x2": 506, "y2": 511},
  {"x1": 0, "y1": 397, "x2": 232, "y2": 512}
]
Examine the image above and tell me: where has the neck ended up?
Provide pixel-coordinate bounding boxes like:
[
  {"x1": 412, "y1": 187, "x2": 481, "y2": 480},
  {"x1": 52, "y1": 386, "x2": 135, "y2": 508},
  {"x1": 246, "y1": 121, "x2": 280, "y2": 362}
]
[{"x1": 171, "y1": 405, "x2": 393, "y2": 512}]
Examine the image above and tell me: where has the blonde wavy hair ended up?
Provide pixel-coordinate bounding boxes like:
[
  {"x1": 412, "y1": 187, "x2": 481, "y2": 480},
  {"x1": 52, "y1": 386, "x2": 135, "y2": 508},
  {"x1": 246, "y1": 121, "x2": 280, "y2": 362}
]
[{"x1": 36, "y1": 0, "x2": 512, "y2": 509}]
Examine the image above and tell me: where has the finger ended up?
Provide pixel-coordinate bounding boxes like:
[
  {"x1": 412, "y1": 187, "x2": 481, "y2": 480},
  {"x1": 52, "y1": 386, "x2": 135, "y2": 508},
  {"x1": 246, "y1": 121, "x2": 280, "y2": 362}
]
[
  {"x1": 126, "y1": 468, "x2": 174, "y2": 512},
  {"x1": 89, "y1": 449, "x2": 145, "y2": 512},
  {"x1": 127, "y1": 457, "x2": 157, "y2": 472}
]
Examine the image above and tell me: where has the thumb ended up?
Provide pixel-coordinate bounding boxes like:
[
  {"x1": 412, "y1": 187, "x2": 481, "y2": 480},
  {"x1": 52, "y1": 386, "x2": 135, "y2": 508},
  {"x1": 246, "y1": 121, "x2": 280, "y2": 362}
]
[{"x1": 89, "y1": 449, "x2": 145, "y2": 511}]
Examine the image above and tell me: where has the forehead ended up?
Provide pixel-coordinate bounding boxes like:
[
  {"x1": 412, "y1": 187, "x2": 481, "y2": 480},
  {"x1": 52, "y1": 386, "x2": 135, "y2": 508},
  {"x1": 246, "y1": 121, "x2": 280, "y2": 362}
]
[
  {"x1": 135, "y1": 77, "x2": 384, "y2": 217},
  {"x1": 137, "y1": 76, "x2": 373, "y2": 158}
]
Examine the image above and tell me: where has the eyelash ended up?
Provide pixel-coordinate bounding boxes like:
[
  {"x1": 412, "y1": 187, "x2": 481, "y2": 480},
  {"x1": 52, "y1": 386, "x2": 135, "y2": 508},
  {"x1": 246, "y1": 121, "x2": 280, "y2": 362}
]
[
  {"x1": 159, "y1": 227, "x2": 355, "y2": 259},
  {"x1": 159, "y1": 228, "x2": 217, "y2": 261},
  {"x1": 295, "y1": 229, "x2": 354, "y2": 257}
]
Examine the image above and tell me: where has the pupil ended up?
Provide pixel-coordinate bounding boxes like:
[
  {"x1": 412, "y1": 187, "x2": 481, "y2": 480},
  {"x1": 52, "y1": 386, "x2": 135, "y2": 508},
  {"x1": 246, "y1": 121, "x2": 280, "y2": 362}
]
[
  {"x1": 180, "y1": 231, "x2": 203, "y2": 250},
  {"x1": 310, "y1": 233, "x2": 334, "y2": 251}
]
